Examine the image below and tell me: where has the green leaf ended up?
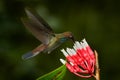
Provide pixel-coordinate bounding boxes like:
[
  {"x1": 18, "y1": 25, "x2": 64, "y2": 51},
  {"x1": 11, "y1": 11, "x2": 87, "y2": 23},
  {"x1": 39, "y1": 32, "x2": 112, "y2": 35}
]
[{"x1": 36, "y1": 65, "x2": 66, "y2": 80}]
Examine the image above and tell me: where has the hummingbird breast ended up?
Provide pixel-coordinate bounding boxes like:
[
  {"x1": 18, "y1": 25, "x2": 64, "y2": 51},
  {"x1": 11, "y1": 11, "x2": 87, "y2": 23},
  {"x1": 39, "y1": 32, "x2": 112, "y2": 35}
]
[{"x1": 44, "y1": 35, "x2": 65, "y2": 54}]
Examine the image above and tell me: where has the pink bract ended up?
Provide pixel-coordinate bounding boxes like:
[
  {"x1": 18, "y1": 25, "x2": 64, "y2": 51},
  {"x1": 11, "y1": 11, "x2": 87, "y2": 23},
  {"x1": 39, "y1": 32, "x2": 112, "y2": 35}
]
[{"x1": 60, "y1": 39, "x2": 96, "y2": 78}]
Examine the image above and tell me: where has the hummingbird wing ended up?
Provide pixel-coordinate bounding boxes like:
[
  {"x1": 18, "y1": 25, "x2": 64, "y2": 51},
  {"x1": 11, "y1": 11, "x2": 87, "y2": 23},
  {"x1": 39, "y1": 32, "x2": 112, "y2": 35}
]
[{"x1": 21, "y1": 8, "x2": 55, "y2": 44}]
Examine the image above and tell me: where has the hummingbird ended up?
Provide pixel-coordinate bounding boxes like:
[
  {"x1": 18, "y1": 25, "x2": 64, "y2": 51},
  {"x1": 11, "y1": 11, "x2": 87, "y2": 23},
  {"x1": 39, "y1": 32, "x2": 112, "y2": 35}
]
[{"x1": 21, "y1": 8, "x2": 74, "y2": 60}]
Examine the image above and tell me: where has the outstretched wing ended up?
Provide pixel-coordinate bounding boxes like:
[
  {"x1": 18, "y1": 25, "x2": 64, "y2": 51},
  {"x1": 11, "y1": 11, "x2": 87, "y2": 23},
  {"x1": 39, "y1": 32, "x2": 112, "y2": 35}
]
[{"x1": 21, "y1": 8, "x2": 55, "y2": 44}]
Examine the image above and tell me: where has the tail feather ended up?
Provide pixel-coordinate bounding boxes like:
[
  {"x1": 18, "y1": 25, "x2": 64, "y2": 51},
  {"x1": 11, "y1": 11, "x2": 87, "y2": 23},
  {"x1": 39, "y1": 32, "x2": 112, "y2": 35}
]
[
  {"x1": 22, "y1": 44, "x2": 47, "y2": 60},
  {"x1": 22, "y1": 51, "x2": 39, "y2": 60}
]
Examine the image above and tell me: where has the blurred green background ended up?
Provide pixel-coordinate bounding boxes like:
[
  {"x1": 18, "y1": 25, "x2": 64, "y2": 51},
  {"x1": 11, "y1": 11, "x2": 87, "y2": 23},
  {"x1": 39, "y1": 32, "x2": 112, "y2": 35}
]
[{"x1": 0, "y1": 0, "x2": 120, "y2": 80}]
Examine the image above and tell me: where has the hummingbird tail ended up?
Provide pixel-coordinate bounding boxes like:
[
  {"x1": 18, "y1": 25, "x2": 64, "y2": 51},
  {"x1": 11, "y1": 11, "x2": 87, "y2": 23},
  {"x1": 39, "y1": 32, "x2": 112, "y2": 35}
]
[
  {"x1": 22, "y1": 51, "x2": 39, "y2": 60},
  {"x1": 22, "y1": 44, "x2": 47, "y2": 60}
]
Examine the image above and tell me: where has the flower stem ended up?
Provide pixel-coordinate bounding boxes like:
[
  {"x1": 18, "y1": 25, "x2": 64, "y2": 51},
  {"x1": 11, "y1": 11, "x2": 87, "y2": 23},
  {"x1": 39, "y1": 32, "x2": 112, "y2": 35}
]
[{"x1": 94, "y1": 50, "x2": 100, "y2": 80}]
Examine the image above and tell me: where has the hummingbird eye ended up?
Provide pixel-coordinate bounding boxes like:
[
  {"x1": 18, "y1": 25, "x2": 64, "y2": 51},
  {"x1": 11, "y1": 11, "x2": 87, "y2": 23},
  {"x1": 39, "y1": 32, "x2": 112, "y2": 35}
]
[{"x1": 69, "y1": 35, "x2": 73, "y2": 38}]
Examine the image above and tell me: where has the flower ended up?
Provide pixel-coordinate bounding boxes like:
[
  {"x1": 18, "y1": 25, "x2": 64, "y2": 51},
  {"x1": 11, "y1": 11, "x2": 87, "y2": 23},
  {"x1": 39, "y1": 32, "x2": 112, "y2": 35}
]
[{"x1": 60, "y1": 39, "x2": 96, "y2": 78}]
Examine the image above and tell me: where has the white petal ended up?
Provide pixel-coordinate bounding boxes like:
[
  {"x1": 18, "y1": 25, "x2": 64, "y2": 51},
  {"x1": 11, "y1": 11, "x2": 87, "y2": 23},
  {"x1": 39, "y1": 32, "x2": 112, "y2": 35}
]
[
  {"x1": 60, "y1": 59, "x2": 66, "y2": 64},
  {"x1": 82, "y1": 38, "x2": 88, "y2": 47},
  {"x1": 67, "y1": 48, "x2": 72, "y2": 56},
  {"x1": 70, "y1": 62, "x2": 74, "y2": 66},
  {"x1": 75, "y1": 41, "x2": 82, "y2": 49},
  {"x1": 80, "y1": 42, "x2": 86, "y2": 50},
  {"x1": 61, "y1": 49, "x2": 68, "y2": 57},
  {"x1": 73, "y1": 45, "x2": 77, "y2": 50},
  {"x1": 70, "y1": 49, "x2": 76, "y2": 55}
]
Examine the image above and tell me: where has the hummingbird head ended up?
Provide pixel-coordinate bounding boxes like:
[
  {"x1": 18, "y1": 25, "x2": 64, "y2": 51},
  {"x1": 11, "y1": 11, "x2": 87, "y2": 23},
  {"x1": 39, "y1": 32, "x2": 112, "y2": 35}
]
[{"x1": 63, "y1": 32, "x2": 75, "y2": 42}]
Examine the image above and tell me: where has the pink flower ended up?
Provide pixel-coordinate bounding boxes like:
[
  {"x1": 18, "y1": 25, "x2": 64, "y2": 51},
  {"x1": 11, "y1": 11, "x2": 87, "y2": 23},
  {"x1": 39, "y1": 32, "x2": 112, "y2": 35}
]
[{"x1": 60, "y1": 39, "x2": 96, "y2": 78}]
